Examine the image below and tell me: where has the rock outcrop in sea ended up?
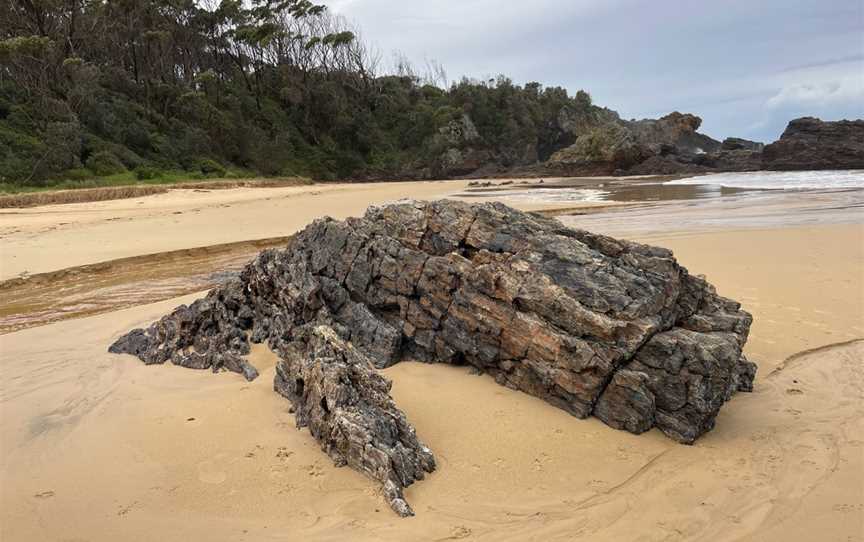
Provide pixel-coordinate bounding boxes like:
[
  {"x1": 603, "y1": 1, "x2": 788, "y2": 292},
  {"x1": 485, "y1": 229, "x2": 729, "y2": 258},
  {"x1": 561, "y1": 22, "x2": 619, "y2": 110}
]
[
  {"x1": 546, "y1": 111, "x2": 722, "y2": 175},
  {"x1": 109, "y1": 200, "x2": 757, "y2": 515},
  {"x1": 762, "y1": 117, "x2": 864, "y2": 171}
]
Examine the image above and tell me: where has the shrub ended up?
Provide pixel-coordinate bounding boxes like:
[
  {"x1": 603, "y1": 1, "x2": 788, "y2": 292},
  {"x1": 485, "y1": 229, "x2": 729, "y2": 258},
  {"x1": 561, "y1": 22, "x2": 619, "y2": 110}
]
[
  {"x1": 134, "y1": 165, "x2": 162, "y2": 180},
  {"x1": 197, "y1": 158, "x2": 225, "y2": 177},
  {"x1": 85, "y1": 150, "x2": 126, "y2": 176},
  {"x1": 0, "y1": 122, "x2": 44, "y2": 183},
  {"x1": 43, "y1": 121, "x2": 83, "y2": 174},
  {"x1": 122, "y1": 123, "x2": 152, "y2": 154},
  {"x1": 82, "y1": 134, "x2": 143, "y2": 169}
]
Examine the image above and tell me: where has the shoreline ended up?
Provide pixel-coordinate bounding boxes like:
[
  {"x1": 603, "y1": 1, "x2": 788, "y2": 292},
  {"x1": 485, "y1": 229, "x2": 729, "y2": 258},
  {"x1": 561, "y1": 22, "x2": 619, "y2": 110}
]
[{"x1": 0, "y1": 173, "x2": 676, "y2": 209}]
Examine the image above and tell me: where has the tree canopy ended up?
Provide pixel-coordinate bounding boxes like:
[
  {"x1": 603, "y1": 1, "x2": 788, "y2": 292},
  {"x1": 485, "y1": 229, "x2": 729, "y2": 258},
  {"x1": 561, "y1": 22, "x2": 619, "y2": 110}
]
[{"x1": 0, "y1": 0, "x2": 599, "y2": 186}]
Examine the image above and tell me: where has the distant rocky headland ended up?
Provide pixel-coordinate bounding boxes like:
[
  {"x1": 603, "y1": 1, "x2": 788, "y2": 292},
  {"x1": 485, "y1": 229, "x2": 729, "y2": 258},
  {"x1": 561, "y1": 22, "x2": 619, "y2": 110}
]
[{"x1": 432, "y1": 114, "x2": 864, "y2": 180}]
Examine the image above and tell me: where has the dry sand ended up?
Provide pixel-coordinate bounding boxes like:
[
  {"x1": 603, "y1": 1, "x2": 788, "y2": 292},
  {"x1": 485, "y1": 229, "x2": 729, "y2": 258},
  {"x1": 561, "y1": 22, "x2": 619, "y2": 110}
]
[{"x1": 1, "y1": 181, "x2": 862, "y2": 541}]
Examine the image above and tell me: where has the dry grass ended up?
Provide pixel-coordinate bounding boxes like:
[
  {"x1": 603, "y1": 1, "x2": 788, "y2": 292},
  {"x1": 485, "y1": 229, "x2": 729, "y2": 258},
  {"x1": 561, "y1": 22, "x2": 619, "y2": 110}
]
[
  {"x1": 0, "y1": 185, "x2": 169, "y2": 208},
  {"x1": 0, "y1": 177, "x2": 312, "y2": 208}
]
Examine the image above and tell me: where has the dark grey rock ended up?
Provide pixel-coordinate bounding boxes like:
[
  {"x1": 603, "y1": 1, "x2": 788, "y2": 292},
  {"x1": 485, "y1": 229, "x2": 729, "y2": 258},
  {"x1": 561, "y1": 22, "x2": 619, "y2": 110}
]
[
  {"x1": 762, "y1": 117, "x2": 864, "y2": 171},
  {"x1": 109, "y1": 200, "x2": 756, "y2": 513},
  {"x1": 594, "y1": 370, "x2": 655, "y2": 434},
  {"x1": 273, "y1": 326, "x2": 434, "y2": 516}
]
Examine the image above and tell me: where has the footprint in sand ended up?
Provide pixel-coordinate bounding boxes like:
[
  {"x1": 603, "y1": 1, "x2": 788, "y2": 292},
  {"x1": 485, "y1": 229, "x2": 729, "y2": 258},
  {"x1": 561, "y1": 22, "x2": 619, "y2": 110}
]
[
  {"x1": 615, "y1": 446, "x2": 631, "y2": 460},
  {"x1": 439, "y1": 526, "x2": 472, "y2": 540},
  {"x1": 276, "y1": 447, "x2": 293, "y2": 460},
  {"x1": 117, "y1": 501, "x2": 139, "y2": 516},
  {"x1": 304, "y1": 463, "x2": 325, "y2": 477},
  {"x1": 245, "y1": 444, "x2": 264, "y2": 458},
  {"x1": 197, "y1": 461, "x2": 227, "y2": 484},
  {"x1": 277, "y1": 483, "x2": 297, "y2": 495},
  {"x1": 533, "y1": 453, "x2": 551, "y2": 471}
]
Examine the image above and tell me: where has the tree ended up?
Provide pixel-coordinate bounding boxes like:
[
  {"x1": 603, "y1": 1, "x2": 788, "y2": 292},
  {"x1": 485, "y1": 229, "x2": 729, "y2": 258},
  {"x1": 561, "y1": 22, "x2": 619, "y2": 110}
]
[{"x1": 0, "y1": 0, "x2": 608, "y2": 186}]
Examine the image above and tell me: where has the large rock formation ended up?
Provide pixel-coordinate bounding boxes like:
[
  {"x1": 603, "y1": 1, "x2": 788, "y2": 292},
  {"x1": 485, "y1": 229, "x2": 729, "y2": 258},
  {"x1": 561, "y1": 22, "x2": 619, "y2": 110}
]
[
  {"x1": 620, "y1": 117, "x2": 864, "y2": 175},
  {"x1": 548, "y1": 112, "x2": 726, "y2": 174},
  {"x1": 762, "y1": 117, "x2": 864, "y2": 171},
  {"x1": 109, "y1": 201, "x2": 756, "y2": 515},
  {"x1": 627, "y1": 112, "x2": 721, "y2": 154}
]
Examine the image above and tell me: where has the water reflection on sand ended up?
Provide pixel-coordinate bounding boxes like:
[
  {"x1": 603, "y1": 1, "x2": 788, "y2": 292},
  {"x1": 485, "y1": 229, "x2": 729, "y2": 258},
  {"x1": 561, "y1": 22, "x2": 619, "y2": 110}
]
[{"x1": 456, "y1": 177, "x2": 864, "y2": 237}]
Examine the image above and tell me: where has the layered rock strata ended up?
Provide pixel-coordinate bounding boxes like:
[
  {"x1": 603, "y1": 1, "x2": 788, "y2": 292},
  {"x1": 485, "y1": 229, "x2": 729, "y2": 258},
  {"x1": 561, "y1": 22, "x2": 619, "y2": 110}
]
[{"x1": 110, "y1": 200, "x2": 757, "y2": 514}]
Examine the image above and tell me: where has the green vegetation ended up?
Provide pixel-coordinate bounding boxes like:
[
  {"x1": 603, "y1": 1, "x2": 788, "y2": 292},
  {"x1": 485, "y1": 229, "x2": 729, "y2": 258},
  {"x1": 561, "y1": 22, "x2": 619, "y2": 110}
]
[
  {"x1": 1, "y1": 1, "x2": 602, "y2": 190},
  {"x1": 0, "y1": 168, "x2": 260, "y2": 194}
]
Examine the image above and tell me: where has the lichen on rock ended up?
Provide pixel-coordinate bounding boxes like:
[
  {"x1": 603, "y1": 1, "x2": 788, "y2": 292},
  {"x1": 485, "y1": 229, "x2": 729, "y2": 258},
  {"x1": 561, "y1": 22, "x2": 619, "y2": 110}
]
[{"x1": 109, "y1": 200, "x2": 756, "y2": 514}]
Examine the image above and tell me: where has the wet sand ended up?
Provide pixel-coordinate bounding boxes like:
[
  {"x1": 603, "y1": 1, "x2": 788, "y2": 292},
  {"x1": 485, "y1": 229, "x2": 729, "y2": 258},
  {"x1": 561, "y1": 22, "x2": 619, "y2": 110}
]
[
  {"x1": 1, "y1": 179, "x2": 863, "y2": 541},
  {"x1": 457, "y1": 178, "x2": 864, "y2": 235},
  {"x1": 0, "y1": 236, "x2": 292, "y2": 334}
]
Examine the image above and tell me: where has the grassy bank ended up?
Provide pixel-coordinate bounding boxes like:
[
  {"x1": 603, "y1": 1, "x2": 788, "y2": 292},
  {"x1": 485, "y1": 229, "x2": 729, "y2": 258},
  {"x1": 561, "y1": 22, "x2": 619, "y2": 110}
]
[
  {"x1": 0, "y1": 167, "x2": 265, "y2": 194},
  {"x1": 0, "y1": 176, "x2": 313, "y2": 208}
]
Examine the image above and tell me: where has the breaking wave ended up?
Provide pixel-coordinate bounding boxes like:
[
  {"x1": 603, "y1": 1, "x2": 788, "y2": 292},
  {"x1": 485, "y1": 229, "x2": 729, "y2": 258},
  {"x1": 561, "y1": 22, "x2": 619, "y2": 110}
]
[{"x1": 667, "y1": 170, "x2": 864, "y2": 190}]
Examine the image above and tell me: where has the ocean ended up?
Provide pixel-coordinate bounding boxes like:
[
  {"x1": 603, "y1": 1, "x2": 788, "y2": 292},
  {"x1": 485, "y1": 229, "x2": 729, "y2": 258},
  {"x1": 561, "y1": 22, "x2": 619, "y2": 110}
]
[{"x1": 665, "y1": 170, "x2": 864, "y2": 190}]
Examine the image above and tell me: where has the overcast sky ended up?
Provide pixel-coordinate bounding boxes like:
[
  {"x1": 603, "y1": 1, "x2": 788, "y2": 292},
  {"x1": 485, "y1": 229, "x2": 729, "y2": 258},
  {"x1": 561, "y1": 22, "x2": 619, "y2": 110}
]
[{"x1": 329, "y1": 0, "x2": 864, "y2": 142}]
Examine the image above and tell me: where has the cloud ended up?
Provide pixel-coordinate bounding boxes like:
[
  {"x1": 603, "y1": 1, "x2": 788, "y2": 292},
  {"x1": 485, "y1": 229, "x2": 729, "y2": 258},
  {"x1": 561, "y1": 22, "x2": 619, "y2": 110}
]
[
  {"x1": 743, "y1": 57, "x2": 864, "y2": 139},
  {"x1": 766, "y1": 78, "x2": 864, "y2": 110},
  {"x1": 328, "y1": 0, "x2": 864, "y2": 142}
]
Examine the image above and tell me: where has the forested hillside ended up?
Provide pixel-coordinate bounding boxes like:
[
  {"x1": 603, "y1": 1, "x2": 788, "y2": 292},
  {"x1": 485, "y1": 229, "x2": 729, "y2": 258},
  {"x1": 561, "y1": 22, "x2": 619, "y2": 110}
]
[{"x1": 1, "y1": 0, "x2": 611, "y2": 187}]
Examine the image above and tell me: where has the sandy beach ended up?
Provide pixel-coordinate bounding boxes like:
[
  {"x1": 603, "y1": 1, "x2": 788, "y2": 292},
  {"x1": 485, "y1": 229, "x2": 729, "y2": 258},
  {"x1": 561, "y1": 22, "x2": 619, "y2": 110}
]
[{"x1": 1, "y1": 179, "x2": 862, "y2": 541}]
